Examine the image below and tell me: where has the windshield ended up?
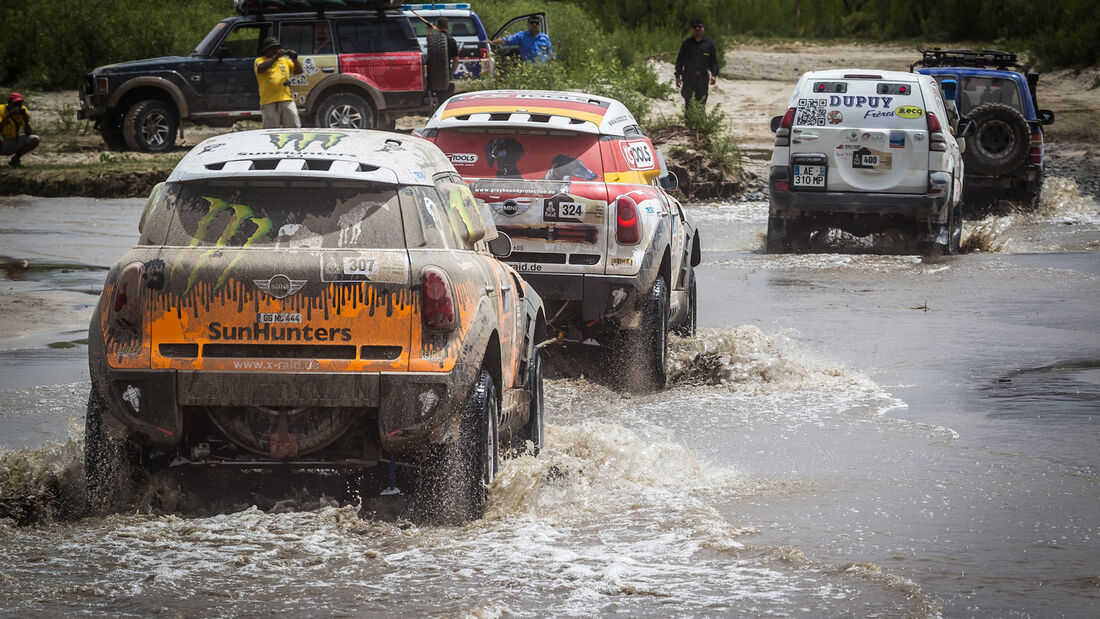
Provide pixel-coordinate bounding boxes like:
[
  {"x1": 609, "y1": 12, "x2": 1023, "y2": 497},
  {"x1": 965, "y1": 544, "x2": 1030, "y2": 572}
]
[
  {"x1": 434, "y1": 129, "x2": 604, "y2": 181},
  {"x1": 958, "y1": 76, "x2": 1021, "y2": 115},
  {"x1": 157, "y1": 179, "x2": 405, "y2": 249},
  {"x1": 409, "y1": 16, "x2": 481, "y2": 38}
]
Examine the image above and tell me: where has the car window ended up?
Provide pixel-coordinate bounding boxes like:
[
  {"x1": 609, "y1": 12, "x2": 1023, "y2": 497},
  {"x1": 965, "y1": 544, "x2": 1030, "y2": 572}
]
[
  {"x1": 958, "y1": 76, "x2": 1021, "y2": 115},
  {"x1": 279, "y1": 20, "x2": 334, "y2": 55},
  {"x1": 155, "y1": 179, "x2": 405, "y2": 249},
  {"x1": 434, "y1": 129, "x2": 604, "y2": 181},
  {"x1": 401, "y1": 186, "x2": 464, "y2": 250},
  {"x1": 409, "y1": 16, "x2": 480, "y2": 37},
  {"x1": 221, "y1": 23, "x2": 270, "y2": 59},
  {"x1": 333, "y1": 18, "x2": 417, "y2": 53}
]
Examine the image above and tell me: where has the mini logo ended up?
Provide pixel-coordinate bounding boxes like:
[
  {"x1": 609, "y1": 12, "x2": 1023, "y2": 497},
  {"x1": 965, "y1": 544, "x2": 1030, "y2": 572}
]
[
  {"x1": 254, "y1": 274, "x2": 306, "y2": 299},
  {"x1": 502, "y1": 200, "x2": 519, "y2": 215}
]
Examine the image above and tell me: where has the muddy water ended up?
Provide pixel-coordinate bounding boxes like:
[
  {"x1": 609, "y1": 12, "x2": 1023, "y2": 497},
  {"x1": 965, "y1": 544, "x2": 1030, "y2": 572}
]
[{"x1": 1, "y1": 184, "x2": 1098, "y2": 616}]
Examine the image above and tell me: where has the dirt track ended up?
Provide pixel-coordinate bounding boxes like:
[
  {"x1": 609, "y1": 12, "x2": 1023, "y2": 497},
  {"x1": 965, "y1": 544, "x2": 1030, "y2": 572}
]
[{"x1": 5, "y1": 42, "x2": 1099, "y2": 198}]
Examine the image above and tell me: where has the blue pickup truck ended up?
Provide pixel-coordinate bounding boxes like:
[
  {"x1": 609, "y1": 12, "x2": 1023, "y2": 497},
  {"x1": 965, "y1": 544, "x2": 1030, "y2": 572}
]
[{"x1": 914, "y1": 49, "x2": 1055, "y2": 209}]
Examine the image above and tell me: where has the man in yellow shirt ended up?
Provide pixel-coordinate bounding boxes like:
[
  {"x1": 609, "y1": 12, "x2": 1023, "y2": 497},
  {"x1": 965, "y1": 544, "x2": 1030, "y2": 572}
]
[
  {"x1": 255, "y1": 36, "x2": 303, "y2": 129},
  {"x1": 0, "y1": 92, "x2": 39, "y2": 167}
]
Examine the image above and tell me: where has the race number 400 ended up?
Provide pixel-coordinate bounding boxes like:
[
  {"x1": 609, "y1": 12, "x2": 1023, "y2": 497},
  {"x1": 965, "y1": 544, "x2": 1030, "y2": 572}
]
[{"x1": 620, "y1": 139, "x2": 656, "y2": 171}]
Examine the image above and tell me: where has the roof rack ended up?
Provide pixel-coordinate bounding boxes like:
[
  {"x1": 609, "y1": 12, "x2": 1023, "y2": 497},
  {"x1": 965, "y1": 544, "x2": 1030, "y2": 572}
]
[
  {"x1": 910, "y1": 48, "x2": 1022, "y2": 72},
  {"x1": 233, "y1": 0, "x2": 399, "y2": 17}
]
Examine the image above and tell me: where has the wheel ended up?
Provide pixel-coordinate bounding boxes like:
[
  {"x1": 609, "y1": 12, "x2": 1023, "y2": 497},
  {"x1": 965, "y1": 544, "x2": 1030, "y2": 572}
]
[
  {"x1": 84, "y1": 389, "x2": 137, "y2": 512},
  {"x1": 316, "y1": 92, "x2": 375, "y2": 129},
  {"x1": 426, "y1": 29, "x2": 452, "y2": 94},
  {"x1": 519, "y1": 348, "x2": 545, "y2": 455},
  {"x1": 948, "y1": 200, "x2": 962, "y2": 254},
  {"x1": 963, "y1": 103, "x2": 1030, "y2": 176},
  {"x1": 623, "y1": 276, "x2": 668, "y2": 392},
  {"x1": 122, "y1": 100, "x2": 178, "y2": 153},
  {"x1": 672, "y1": 266, "x2": 697, "y2": 337},
  {"x1": 419, "y1": 369, "x2": 499, "y2": 522}
]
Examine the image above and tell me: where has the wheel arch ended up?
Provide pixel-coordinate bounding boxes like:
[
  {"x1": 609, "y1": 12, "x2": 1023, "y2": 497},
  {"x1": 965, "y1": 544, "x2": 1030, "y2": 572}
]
[
  {"x1": 690, "y1": 232, "x2": 702, "y2": 267},
  {"x1": 305, "y1": 75, "x2": 385, "y2": 118},
  {"x1": 109, "y1": 77, "x2": 189, "y2": 119},
  {"x1": 482, "y1": 330, "x2": 503, "y2": 401}
]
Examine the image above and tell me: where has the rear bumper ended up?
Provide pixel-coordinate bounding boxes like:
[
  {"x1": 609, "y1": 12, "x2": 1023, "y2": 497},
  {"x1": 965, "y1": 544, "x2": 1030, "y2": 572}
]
[
  {"x1": 98, "y1": 367, "x2": 472, "y2": 454},
  {"x1": 769, "y1": 166, "x2": 951, "y2": 224},
  {"x1": 521, "y1": 272, "x2": 648, "y2": 322}
]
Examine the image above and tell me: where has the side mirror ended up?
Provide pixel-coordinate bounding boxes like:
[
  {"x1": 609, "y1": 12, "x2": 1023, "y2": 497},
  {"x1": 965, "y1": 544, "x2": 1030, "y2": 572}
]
[
  {"x1": 138, "y1": 182, "x2": 165, "y2": 234},
  {"x1": 659, "y1": 170, "x2": 679, "y2": 191},
  {"x1": 770, "y1": 115, "x2": 782, "y2": 133},
  {"x1": 478, "y1": 201, "x2": 499, "y2": 242},
  {"x1": 488, "y1": 232, "x2": 511, "y2": 258},
  {"x1": 1038, "y1": 109, "x2": 1055, "y2": 125},
  {"x1": 956, "y1": 118, "x2": 976, "y2": 139}
]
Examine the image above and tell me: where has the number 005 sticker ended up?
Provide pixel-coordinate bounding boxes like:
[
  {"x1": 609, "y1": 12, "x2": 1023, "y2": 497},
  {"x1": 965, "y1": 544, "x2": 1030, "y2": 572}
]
[{"x1": 620, "y1": 139, "x2": 656, "y2": 171}]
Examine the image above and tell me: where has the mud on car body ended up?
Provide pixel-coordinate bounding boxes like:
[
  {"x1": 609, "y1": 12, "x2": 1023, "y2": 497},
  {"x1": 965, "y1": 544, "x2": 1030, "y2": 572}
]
[
  {"x1": 78, "y1": 0, "x2": 445, "y2": 153},
  {"x1": 913, "y1": 49, "x2": 1055, "y2": 208},
  {"x1": 86, "y1": 129, "x2": 545, "y2": 521},
  {"x1": 419, "y1": 90, "x2": 701, "y2": 390},
  {"x1": 768, "y1": 69, "x2": 970, "y2": 255}
]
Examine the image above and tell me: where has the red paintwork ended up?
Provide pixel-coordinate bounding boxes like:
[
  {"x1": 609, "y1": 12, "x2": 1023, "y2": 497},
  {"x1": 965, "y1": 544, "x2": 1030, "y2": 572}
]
[{"x1": 339, "y1": 52, "x2": 423, "y2": 91}]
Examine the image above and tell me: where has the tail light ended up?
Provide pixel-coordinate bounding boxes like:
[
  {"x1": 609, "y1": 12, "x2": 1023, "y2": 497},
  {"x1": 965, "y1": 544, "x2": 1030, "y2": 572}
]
[
  {"x1": 480, "y1": 45, "x2": 490, "y2": 58},
  {"x1": 1029, "y1": 131, "x2": 1043, "y2": 164},
  {"x1": 421, "y1": 267, "x2": 456, "y2": 331},
  {"x1": 615, "y1": 196, "x2": 640, "y2": 245},
  {"x1": 110, "y1": 262, "x2": 144, "y2": 331},
  {"x1": 774, "y1": 107, "x2": 795, "y2": 147},
  {"x1": 927, "y1": 112, "x2": 947, "y2": 152}
]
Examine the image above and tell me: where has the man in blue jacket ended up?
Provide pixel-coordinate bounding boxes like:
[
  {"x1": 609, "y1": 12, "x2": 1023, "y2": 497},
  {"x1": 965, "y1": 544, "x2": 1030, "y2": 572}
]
[{"x1": 491, "y1": 17, "x2": 553, "y2": 63}]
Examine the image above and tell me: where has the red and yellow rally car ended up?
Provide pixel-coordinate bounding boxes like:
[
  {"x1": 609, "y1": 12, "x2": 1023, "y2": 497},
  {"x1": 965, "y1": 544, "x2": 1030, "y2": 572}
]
[
  {"x1": 419, "y1": 90, "x2": 701, "y2": 390},
  {"x1": 87, "y1": 128, "x2": 545, "y2": 520}
]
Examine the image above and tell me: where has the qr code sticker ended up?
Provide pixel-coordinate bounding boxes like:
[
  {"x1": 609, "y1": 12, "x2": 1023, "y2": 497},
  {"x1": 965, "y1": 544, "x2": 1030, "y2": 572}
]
[{"x1": 795, "y1": 98, "x2": 827, "y2": 126}]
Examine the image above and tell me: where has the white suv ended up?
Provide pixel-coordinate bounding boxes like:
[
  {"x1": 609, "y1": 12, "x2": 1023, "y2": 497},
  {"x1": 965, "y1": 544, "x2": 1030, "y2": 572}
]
[{"x1": 767, "y1": 69, "x2": 971, "y2": 254}]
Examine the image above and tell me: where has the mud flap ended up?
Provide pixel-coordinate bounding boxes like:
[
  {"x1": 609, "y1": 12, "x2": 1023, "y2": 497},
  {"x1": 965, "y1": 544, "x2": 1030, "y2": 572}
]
[{"x1": 269, "y1": 410, "x2": 298, "y2": 459}]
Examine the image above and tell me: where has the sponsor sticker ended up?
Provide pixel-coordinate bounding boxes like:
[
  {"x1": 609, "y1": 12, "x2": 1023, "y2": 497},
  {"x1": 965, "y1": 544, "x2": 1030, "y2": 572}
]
[
  {"x1": 508, "y1": 263, "x2": 544, "y2": 273},
  {"x1": 620, "y1": 139, "x2": 656, "y2": 170},
  {"x1": 448, "y1": 153, "x2": 478, "y2": 166},
  {"x1": 610, "y1": 257, "x2": 634, "y2": 266},
  {"x1": 894, "y1": 105, "x2": 925, "y2": 119},
  {"x1": 889, "y1": 131, "x2": 906, "y2": 149},
  {"x1": 827, "y1": 110, "x2": 843, "y2": 124}
]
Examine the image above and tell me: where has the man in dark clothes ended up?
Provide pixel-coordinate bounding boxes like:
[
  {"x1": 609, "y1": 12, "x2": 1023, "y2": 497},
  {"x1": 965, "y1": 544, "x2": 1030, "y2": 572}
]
[{"x1": 674, "y1": 19, "x2": 719, "y2": 112}]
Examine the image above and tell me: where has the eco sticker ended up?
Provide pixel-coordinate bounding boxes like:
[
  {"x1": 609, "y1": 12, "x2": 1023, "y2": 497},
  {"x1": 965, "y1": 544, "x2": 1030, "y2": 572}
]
[{"x1": 894, "y1": 105, "x2": 925, "y2": 119}]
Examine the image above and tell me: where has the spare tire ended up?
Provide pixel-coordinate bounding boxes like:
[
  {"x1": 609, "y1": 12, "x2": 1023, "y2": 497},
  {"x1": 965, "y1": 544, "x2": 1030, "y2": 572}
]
[
  {"x1": 426, "y1": 29, "x2": 451, "y2": 93},
  {"x1": 963, "y1": 103, "x2": 1030, "y2": 176}
]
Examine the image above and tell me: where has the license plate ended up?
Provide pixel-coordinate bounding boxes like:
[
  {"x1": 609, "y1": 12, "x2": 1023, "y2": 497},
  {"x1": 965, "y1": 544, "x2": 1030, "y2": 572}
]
[
  {"x1": 543, "y1": 201, "x2": 585, "y2": 220},
  {"x1": 792, "y1": 164, "x2": 826, "y2": 189},
  {"x1": 852, "y1": 152, "x2": 893, "y2": 170}
]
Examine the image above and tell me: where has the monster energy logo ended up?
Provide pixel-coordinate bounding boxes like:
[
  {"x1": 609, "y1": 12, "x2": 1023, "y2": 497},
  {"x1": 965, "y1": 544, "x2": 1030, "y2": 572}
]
[
  {"x1": 179, "y1": 197, "x2": 272, "y2": 294},
  {"x1": 269, "y1": 132, "x2": 346, "y2": 151}
]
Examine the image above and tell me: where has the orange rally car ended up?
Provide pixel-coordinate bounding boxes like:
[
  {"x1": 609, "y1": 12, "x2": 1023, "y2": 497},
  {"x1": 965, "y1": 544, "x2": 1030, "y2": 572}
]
[{"x1": 86, "y1": 128, "x2": 545, "y2": 521}]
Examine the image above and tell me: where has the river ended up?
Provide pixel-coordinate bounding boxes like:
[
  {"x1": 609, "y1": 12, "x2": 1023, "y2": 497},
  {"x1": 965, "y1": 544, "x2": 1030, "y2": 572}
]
[{"x1": 0, "y1": 182, "x2": 1097, "y2": 616}]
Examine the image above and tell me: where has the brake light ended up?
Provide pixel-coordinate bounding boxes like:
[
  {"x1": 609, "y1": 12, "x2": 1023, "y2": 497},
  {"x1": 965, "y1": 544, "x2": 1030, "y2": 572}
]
[
  {"x1": 774, "y1": 107, "x2": 795, "y2": 147},
  {"x1": 480, "y1": 46, "x2": 489, "y2": 58},
  {"x1": 110, "y1": 262, "x2": 144, "y2": 331},
  {"x1": 843, "y1": 74, "x2": 882, "y2": 79},
  {"x1": 421, "y1": 267, "x2": 456, "y2": 331},
  {"x1": 927, "y1": 112, "x2": 947, "y2": 152},
  {"x1": 616, "y1": 196, "x2": 640, "y2": 245},
  {"x1": 1029, "y1": 131, "x2": 1043, "y2": 164},
  {"x1": 927, "y1": 111, "x2": 942, "y2": 133}
]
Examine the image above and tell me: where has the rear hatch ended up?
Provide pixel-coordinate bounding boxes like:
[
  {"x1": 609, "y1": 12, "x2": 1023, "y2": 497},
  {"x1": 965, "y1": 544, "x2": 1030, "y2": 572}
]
[
  {"x1": 147, "y1": 178, "x2": 413, "y2": 373},
  {"x1": 789, "y1": 76, "x2": 931, "y2": 194},
  {"x1": 434, "y1": 128, "x2": 610, "y2": 275}
]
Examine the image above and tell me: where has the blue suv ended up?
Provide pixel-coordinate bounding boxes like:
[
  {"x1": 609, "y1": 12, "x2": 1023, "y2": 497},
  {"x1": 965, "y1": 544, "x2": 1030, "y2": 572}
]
[{"x1": 914, "y1": 49, "x2": 1055, "y2": 208}]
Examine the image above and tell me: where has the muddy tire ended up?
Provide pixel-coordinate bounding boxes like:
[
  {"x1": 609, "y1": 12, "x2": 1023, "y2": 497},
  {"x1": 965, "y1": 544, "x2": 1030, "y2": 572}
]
[
  {"x1": 84, "y1": 389, "x2": 136, "y2": 513},
  {"x1": 672, "y1": 266, "x2": 697, "y2": 337},
  {"x1": 122, "y1": 100, "x2": 178, "y2": 153},
  {"x1": 624, "y1": 276, "x2": 668, "y2": 392},
  {"x1": 316, "y1": 92, "x2": 375, "y2": 129},
  {"x1": 964, "y1": 103, "x2": 1030, "y2": 176},
  {"x1": 426, "y1": 29, "x2": 452, "y2": 94},
  {"x1": 419, "y1": 369, "x2": 499, "y2": 523},
  {"x1": 519, "y1": 349, "x2": 545, "y2": 456}
]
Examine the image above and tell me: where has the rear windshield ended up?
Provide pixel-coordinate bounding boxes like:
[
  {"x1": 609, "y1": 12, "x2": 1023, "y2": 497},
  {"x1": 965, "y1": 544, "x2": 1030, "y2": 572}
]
[
  {"x1": 410, "y1": 16, "x2": 481, "y2": 38},
  {"x1": 434, "y1": 129, "x2": 604, "y2": 181},
  {"x1": 958, "y1": 76, "x2": 1021, "y2": 115},
  {"x1": 334, "y1": 18, "x2": 417, "y2": 53},
  {"x1": 157, "y1": 179, "x2": 405, "y2": 249},
  {"x1": 795, "y1": 80, "x2": 926, "y2": 129}
]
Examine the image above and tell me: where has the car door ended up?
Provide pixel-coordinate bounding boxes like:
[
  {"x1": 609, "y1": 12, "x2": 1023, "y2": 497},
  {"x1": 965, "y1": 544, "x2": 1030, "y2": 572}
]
[
  {"x1": 193, "y1": 21, "x2": 269, "y2": 115},
  {"x1": 490, "y1": 12, "x2": 547, "y2": 61}
]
